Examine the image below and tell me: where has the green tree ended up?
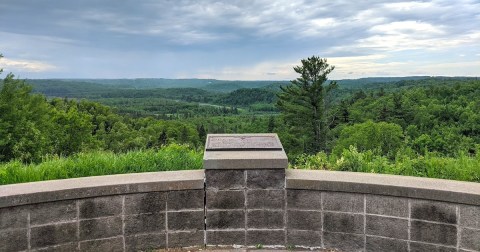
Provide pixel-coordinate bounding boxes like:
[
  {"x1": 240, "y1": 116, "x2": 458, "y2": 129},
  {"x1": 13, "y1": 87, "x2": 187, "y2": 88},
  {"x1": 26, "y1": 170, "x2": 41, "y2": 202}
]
[
  {"x1": 267, "y1": 116, "x2": 275, "y2": 133},
  {"x1": 276, "y1": 56, "x2": 337, "y2": 153}
]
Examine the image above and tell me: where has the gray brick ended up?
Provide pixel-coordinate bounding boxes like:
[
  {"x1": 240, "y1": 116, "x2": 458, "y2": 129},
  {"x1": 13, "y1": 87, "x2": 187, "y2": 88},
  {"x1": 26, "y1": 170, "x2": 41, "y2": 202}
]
[
  {"x1": 246, "y1": 169, "x2": 285, "y2": 189},
  {"x1": 411, "y1": 220, "x2": 457, "y2": 246},
  {"x1": 286, "y1": 230, "x2": 322, "y2": 247},
  {"x1": 79, "y1": 236, "x2": 123, "y2": 252},
  {"x1": 287, "y1": 210, "x2": 321, "y2": 231},
  {"x1": 206, "y1": 190, "x2": 244, "y2": 209},
  {"x1": 366, "y1": 195, "x2": 408, "y2": 217},
  {"x1": 410, "y1": 242, "x2": 456, "y2": 252},
  {"x1": 323, "y1": 232, "x2": 363, "y2": 252},
  {"x1": 323, "y1": 212, "x2": 364, "y2": 234},
  {"x1": 0, "y1": 206, "x2": 28, "y2": 230},
  {"x1": 460, "y1": 204, "x2": 480, "y2": 229},
  {"x1": 125, "y1": 192, "x2": 166, "y2": 214},
  {"x1": 207, "y1": 230, "x2": 245, "y2": 245},
  {"x1": 366, "y1": 215, "x2": 408, "y2": 239},
  {"x1": 31, "y1": 222, "x2": 77, "y2": 249},
  {"x1": 30, "y1": 200, "x2": 76, "y2": 226},
  {"x1": 168, "y1": 231, "x2": 204, "y2": 248},
  {"x1": 323, "y1": 192, "x2": 363, "y2": 213},
  {"x1": 33, "y1": 243, "x2": 79, "y2": 252},
  {"x1": 167, "y1": 190, "x2": 203, "y2": 211},
  {"x1": 366, "y1": 236, "x2": 408, "y2": 252},
  {"x1": 411, "y1": 200, "x2": 456, "y2": 224},
  {"x1": 206, "y1": 169, "x2": 245, "y2": 189},
  {"x1": 125, "y1": 233, "x2": 166, "y2": 251},
  {"x1": 247, "y1": 189, "x2": 285, "y2": 209},
  {"x1": 460, "y1": 227, "x2": 480, "y2": 251},
  {"x1": 247, "y1": 230, "x2": 285, "y2": 246},
  {"x1": 0, "y1": 228, "x2": 28, "y2": 251},
  {"x1": 287, "y1": 189, "x2": 321, "y2": 210},
  {"x1": 168, "y1": 211, "x2": 204, "y2": 231},
  {"x1": 80, "y1": 216, "x2": 122, "y2": 240},
  {"x1": 247, "y1": 210, "x2": 284, "y2": 229},
  {"x1": 207, "y1": 210, "x2": 244, "y2": 229},
  {"x1": 124, "y1": 212, "x2": 165, "y2": 235},
  {"x1": 79, "y1": 196, "x2": 122, "y2": 219}
]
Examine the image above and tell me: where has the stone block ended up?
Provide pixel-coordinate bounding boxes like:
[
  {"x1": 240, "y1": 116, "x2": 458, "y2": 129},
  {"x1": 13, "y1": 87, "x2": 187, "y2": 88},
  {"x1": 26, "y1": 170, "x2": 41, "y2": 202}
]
[
  {"x1": 0, "y1": 228, "x2": 28, "y2": 251},
  {"x1": 205, "y1": 169, "x2": 245, "y2": 189},
  {"x1": 168, "y1": 211, "x2": 204, "y2": 231},
  {"x1": 323, "y1": 232, "x2": 364, "y2": 252},
  {"x1": 80, "y1": 216, "x2": 122, "y2": 240},
  {"x1": 79, "y1": 196, "x2": 122, "y2": 219},
  {"x1": 460, "y1": 204, "x2": 480, "y2": 229},
  {"x1": 246, "y1": 230, "x2": 285, "y2": 246},
  {"x1": 246, "y1": 169, "x2": 285, "y2": 189},
  {"x1": 409, "y1": 242, "x2": 456, "y2": 252},
  {"x1": 124, "y1": 212, "x2": 165, "y2": 235},
  {"x1": 411, "y1": 200, "x2": 456, "y2": 224},
  {"x1": 168, "y1": 231, "x2": 204, "y2": 248},
  {"x1": 167, "y1": 190, "x2": 204, "y2": 210},
  {"x1": 31, "y1": 222, "x2": 77, "y2": 248},
  {"x1": 323, "y1": 192, "x2": 363, "y2": 213},
  {"x1": 206, "y1": 190, "x2": 244, "y2": 209},
  {"x1": 366, "y1": 215, "x2": 408, "y2": 239},
  {"x1": 33, "y1": 243, "x2": 79, "y2": 252},
  {"x1": 460, "y1": 227, "x2": 480, "y2": 251},
  {"x1": 206, "y1": 210, "x2": 244, "y2": 229},
  {"x1": 287, "y1": 210, "x2": 321, "y2": 231},
  {"x1": 0, "y1": 206, "x2": 28, "y2": 229},
  {"x1": 247, "y1": 210, "x2": 284, "y2": 229},
  {"x1": 125, "y1": 233, "x2": 166, "y2": 251},
  {"x1": 79, "y1": 236, "x2": 124, "y2": 252},
  {"x1": 286, "y1": 230, "x2": 322, "y2": 247},
  {"x1": 30, "y1": 200, "x2": 76, "y2": 226},
  {"x1": 410, "y1": 220, "x2": 457, "y2": 246},
  {"x1": 366, "y1": 195, "x2": 408, "y2": 217},
  {"x1": 323, "y1": 212, "x2": 364, "y2": 234},
  {"x1": 206, "y1": 230, "x2": 245, "y2": 245},
  {"x1": 247, "y1": 189, "x2": 284, "y2": 209},
  {"x1": 286, "y1": 189, "x2": 321, "y2": 210},
  {"x1": 125, "y1": 192, "x2": 166, "y2": 214},
  {"x1": 366, "y1": 236, "x2": 408, "y2": 252}
]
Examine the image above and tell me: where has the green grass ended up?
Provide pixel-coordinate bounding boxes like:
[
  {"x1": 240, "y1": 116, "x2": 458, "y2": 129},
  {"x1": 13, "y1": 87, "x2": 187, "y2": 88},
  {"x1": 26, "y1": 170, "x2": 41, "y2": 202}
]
[{"x1": 0, "y1": 144, "x2": 202, "y2": 185}]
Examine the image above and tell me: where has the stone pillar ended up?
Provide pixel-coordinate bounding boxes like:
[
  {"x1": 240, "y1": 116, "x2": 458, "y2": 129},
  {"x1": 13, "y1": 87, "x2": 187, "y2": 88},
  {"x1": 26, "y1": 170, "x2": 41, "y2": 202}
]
[{"x1": 203, "y1": 134, "x2": 288, "y2": 247}]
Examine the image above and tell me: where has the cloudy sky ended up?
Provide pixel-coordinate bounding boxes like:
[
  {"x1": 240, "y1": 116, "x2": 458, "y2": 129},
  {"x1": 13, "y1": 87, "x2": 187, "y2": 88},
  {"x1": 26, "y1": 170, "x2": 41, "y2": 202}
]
[{"x1": 0, "y1": 0, "x2": 479, "y2": 80}]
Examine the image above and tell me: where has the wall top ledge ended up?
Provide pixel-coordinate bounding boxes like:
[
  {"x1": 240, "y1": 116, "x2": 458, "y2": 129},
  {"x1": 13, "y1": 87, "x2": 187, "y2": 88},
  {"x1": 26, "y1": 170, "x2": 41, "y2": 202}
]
[
  {"x1": 0, "y1": 170, "x2": 204, "y2": 209},
  {"x1": 286, "y1": 169, "x2": 480, "y2": 206}
]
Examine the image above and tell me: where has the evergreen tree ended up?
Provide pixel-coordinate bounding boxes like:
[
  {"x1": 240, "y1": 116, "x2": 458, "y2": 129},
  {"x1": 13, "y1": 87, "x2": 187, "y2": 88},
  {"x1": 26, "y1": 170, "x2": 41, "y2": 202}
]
[
  {"x1": 267, "y1": 116, "x2": 275, "y2": 133},
  {"x1": 159, "y1": 129, "x2": 168, "y2": 146}
]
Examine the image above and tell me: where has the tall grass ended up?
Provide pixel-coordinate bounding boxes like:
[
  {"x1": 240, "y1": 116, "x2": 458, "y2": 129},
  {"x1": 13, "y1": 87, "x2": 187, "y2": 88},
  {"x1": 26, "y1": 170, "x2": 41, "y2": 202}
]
[{"x1": 0, "y1": 144, "x2": 202, "y2": 185}]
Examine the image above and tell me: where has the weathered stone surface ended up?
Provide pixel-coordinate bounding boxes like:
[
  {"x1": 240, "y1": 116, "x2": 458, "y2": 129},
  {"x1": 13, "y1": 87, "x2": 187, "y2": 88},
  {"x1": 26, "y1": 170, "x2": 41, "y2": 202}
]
[
  {"x1": 31, "y1": 222, "x2": 77, "y2": 248},
  {"x1": 246, "y1": 169, "x2": 285, "y2": 189},
  {"x1": 409, "y1": 242, "x2": 456, "y2": 252},
  {"x1": 79, "y1": 196, "x2": 122, "y2": 219},
  {"x1": 460, "y1": 227, "x2": 480, "y2": 251},
  {"x1": 167, "y1": 190, "x2": 204, "y2": 210},
  {"x1": 33, "y1": 243, "x2": 79, "y2": 252},
  {"x1": 247, "y1": 189, "x2": 284, "y2": 209},
  {"x1": 168, "y1": 211, "x2": 204, "y2": 231},
  {"x1": 0, "y1": 228, "x2": 28, "y2": 251},
  {"x1": 206, "y1": 190, "x2": 244, "y2": 209},
  {"x1": 323, "y1": 212, "x2": 364, "y2": 234},
  {"x1": 323, "y1": 232, "x2": 364, "y2": 252},
  {"x1": 124, "y1": 212, "x2": 165, "y2": 235},
  {"x1": 247, "y1": 210, "x2": 284, "y2": 229},
  {"x1": 366, "y1": 215, "x2": 408, "y2": 239},
  {"x1": 460, "y1": 204, "x2": 480, "y2": 229},
  {"x1": 366, "y1": 195, "x2": 408, "y2": 217},
  {"x1": 0, "y1": 206, "x2": 28, "y2": 229},
  {"x1": 246, "y1": 230, "x2": 285, "y2": 246},
  {"x1": 286, "y1": 230, "x2": 322, "y2": 247},
  {"x1": 410, "y1": 220, "x2": 457, "y2": 246},
  {"x1": 207, "y1": 230, "x2": 245, "y2": 245},
  {"x1": 366, "y1": 236, "x2": 408, "y2": 252},
  {"x1": 79, "y1": 236, "x2": 124, "y2": 252},
  {"x1": 30, "y1": 200, "x2": 76, "y2": 225},
  {"x1": 125, "y1": 192, "x2": 166, "y2": 214},
  {"x1": 287, "y1": 189, "x2": 321, "y2": 210},
  {"x1": 80, "y1": 216, "x2": 122, "y2": 240},
  {"x1": 168, "y1": 231, "x2": 204, "y2": 248},
  {"x1": 411, "y1": 200, "x2": 457, "y2": 224},
  {"x1": 125, "y1": 233, "x2": 166, "y2": 251},
  {"x1": 287, "y1": 210, "x2": 321, "y2": 231},
  {"x1": 206, "y1": 210, "x2": 244, "y2": 229},
  {"x1": 323, "y1": 192, "x2": 363, "y2": 213},
  {"x1": 205, "y1": 170, "x2": 245, "y2": 190},
  {"x1": 206, "y1": 134, "x2": 282, "y2": 151}
]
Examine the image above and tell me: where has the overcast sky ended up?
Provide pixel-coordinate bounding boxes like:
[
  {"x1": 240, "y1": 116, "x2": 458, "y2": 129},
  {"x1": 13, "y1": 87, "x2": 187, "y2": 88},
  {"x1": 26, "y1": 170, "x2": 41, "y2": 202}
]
[{"x1": 0, "y1": 0, "x2": 479, "y2": 80}]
